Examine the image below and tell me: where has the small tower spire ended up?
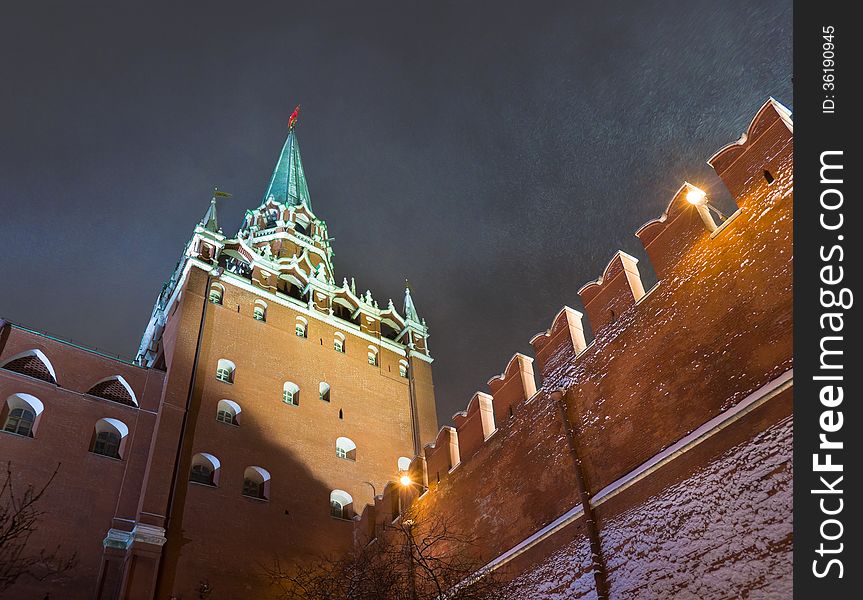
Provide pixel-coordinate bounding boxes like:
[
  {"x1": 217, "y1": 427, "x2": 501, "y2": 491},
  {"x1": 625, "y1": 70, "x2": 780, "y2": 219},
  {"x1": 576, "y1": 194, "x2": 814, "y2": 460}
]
[
  {"x1": 261, "y1": 105, "x2": 311, "y2": 210},
  {"x1": 403, "y1": 279, "x2": 420, "y2": 322},
  {"x1": 202, "y1": 187, "x2": 229, "y2": 233}
]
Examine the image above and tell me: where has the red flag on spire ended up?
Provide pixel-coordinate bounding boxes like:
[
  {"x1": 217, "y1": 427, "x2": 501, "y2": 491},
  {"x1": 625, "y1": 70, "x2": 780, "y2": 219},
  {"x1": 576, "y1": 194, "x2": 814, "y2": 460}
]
[{"x1": 288, "y1": 105, "x2": 301, "y2": 130}]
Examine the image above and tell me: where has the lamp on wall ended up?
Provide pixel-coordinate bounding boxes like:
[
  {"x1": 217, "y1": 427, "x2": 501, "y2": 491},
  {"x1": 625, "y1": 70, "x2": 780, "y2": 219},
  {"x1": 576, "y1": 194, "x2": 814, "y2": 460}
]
[{"x1": 685, "y1": 184, "x2": 725, "y2": 232}]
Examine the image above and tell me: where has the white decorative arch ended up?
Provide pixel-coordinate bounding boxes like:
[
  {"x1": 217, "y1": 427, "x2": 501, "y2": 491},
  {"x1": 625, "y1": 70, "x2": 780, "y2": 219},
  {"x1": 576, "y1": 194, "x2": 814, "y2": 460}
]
[
  {"x1": 95, "y1": 417, "x2": 129, "y2": 439},
  {"x1": 193, "y1": 452, "x2": 221, "y2": 471},
  {"x1": 6, "y1": 393, "x2": 45, "y2": 416},
  {"x1": 397, "y1": 456, "x2": 412, "y2": 472},
  {"x1": 88, "y1": 375, "x2": 139, "y2": 407},
  {"x1": 0, "y1": 349, "x2": 58, "y2": 383},
  {"x1": 244, "y1": 465, "x2": 271, "y2": 483}
]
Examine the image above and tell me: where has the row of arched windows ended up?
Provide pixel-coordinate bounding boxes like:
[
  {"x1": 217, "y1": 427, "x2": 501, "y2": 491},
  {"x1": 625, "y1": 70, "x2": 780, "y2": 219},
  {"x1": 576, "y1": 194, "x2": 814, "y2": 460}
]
[
  {"x1": 214, "y1": 356, "x2": 407, "y2": 389},
  {"x1": 205, "y1": 285, "x2": 410, "y2": 374},
  {"x1": 0, "y1": 351, "x2": 139, "y2": 406},
  {"x1": 2, "y1": 393, "x2": 130, "y2": 458},
  {"x1": 187, "y1": 452, "x2": 354, "y2": 517}
]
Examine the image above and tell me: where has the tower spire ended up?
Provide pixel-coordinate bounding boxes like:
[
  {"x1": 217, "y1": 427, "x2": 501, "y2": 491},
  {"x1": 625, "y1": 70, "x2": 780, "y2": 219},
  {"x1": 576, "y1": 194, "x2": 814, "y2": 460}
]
[
  {"x1": 403, "y1": 279, "x2": 420, "y2": 322},
  {"x1": 261, "y1": 106, "x2": 311, "y2": 210},
  {"x1": 201, "y1": 188, "x2": 229, "y2": 233}
]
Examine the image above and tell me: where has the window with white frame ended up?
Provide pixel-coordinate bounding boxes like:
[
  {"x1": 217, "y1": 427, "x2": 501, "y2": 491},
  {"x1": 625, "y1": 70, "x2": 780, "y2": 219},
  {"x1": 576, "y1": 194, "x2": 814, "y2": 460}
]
[
  {"x1": 216, "y1": 359, "x2": 235, "y2": 383},
  {"x1": 242, "y1": 466, "x2": 270, "y2": 500},
  {"x1": 2, "y1": 393, "x2": 44, "y2": 438},
  {"x1": 319, "y1": 382, "x2": 331, "y2": 402},
  {"x1": 216, "y1": 399, "x2": 241, "y2": 425},
  {"x1": 253, "y1": 301, "x2": 267, "y2": 322},
  {"x1": 189, "y1": 452, "x2": 220, "y2": 486},
  {"x1": 329, "y1": 489, "x2": 353, "y2": 519},
  {"x1": 335, "y1": 437, "x2": 356, "y2": 461},
  {"x1": 295, "y1": 317, "x2": 308, "y2": 338},
  {"x1": 333, "y1": 332, "x2": 345, "y2": 353},
  {"x1": 283, "y1": 381, "x2": 300, "y2": 406},
  {"x1": 90, "y1": 418, "x2": 129, "y2": 459},
  {"x1": 209, "y1": 283, "x2": 224, "y2": 305},
  {"x1": 399, "y1": 359, "x2": 409, "y2": 378},
  {"x1": 367, "y1": 346, "x2": 378, "y2": 367}
]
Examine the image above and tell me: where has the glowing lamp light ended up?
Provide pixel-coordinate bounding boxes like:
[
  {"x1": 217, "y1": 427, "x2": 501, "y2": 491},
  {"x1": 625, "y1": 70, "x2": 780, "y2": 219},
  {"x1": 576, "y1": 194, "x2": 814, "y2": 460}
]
[
  {"x1": 399, "y1": 474, "x2": 413, "y2": 487},
  {"x1": 685, "y1": 186, "x2": 708, "y2": 206}
]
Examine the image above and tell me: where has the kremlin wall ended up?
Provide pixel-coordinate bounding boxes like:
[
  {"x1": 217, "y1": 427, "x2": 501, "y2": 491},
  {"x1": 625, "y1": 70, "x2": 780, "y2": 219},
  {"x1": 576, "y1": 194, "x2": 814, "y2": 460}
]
[
  {"x1": 0, "y1": 97, "x2": 793, "y2": 599},
  {"x1": 354, "y1": 98, "x2": 793, "y2": 599}
]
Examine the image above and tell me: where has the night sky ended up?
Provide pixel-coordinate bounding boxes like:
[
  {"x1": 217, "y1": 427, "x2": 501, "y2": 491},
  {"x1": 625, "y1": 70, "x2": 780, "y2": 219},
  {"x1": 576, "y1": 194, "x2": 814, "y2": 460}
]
[{"x1": 0, "y1": 1, "x2": 791, "y2": 423}]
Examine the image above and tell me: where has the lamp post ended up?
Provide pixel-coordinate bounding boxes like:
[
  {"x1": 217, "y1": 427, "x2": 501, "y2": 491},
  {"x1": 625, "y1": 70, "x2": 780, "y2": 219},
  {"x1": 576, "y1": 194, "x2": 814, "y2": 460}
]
[{"x1": 398, "y1": 474, "x2": 422, "y2": 600}]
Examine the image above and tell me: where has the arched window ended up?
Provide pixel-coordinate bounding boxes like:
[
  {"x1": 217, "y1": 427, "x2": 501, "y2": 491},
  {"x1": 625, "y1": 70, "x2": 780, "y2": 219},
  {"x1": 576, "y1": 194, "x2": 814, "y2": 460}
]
[
  {"x1": 330, "y1": 490, "x2": 353, "y2": 519},
  {"x1": 333, "y1": 333, "x2": 345, "y2": 353},
  {"x1": 295, "y1": 317, "x2": 308, "y2": 338},
  {"x1": 242, "y1": 466, "x2": 270, "y2": 500},
  {"x1": 319, "y1": 382, "x2": 331, "y2": 402},
  {"x1": 216, "y1": 399, "x2": 241, "y2": 425},
  {"x1": 253, "y1": 300, "x2": 267, "y2": 322},
  {"x1": 398, "y1": 359, "x2": 409, "y2": 378},
  {"x1": 0, "y1": 349, "x2": 57, "y2": 384},
  {"x1": 397, "y1": 456, "x2": 412, "y2": 472},
  {"x1": 208, "y1": 283, "x2": 224, "y2": 305},
  {"x1": 216, "y1": 359, "x2": 235, "y2": 384},
  {"x1": 283, "y1": 382, "x2": 300, "y2": 406},
  {"x1": 294, "y1": 215, "x2": 309, "y2": 236},
  {"x1": 91, "y1": 418, "x2": 128, "y2": 459},
  {"x1": 189, "y1": 452, "x2": 220, "y2": 486},
  {"x1": 335, "y1": 437, "x2": 357, "y2": 461},
  {"x1": 367, "y1": 346, "x2": 378, "y2": 367},
  {"x1": 87, "y1": 376, "x2": 138, "y2": 407},
  {"x1": 2, "y1": 394, "x2": 44, "y2": 437}
]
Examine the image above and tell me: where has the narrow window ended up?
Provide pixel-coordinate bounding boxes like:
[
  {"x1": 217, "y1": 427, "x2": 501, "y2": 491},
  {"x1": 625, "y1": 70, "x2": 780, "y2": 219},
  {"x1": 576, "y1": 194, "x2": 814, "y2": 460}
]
[
  {"x1": 283, "y1": 382, "x2": 300, "y2": 406},
  {"x1": 209, "y1": 283, "x2": 224, "y2": 305},
  {"x1": 338, "y1": 409, "x2": 343, "y2": 420},
  {"x1": 399, "y1": 360, "x2": 409, "y2": 378},
  {"x1": 253, "y1": 301, "x2": 267, "y2": 322},
  {"x1": 764, "y1": 169, "x2": 775, "y2": 184},
  {"x1": 216, "y1": 359, "x2": 235, "y2": 383},
  {"x1": 319, "y1": 382, "x2": 331, "y2": 402},
  {"x1": 367, "y1": 346, "x2": 378, "y2": 367},
  {"x1": 334, "y1": 333, "x2": 346, "y2": 353},
  {"x1": 295, "y1": 317, "x2": 308, "y2": 338}
]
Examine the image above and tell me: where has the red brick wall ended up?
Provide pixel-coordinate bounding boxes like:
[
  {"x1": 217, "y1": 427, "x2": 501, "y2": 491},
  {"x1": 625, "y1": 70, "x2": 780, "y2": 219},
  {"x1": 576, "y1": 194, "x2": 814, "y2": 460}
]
[
  {"x1": 0, "y1": 327, "x2": 164, "y2": 600},
  {"x1": 358, "y1": 99, "x2": 794, "y2": 598}
]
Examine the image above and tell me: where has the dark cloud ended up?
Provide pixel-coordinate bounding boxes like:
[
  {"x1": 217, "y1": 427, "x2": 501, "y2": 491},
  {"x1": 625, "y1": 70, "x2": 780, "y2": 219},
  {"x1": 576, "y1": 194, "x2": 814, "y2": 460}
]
[{"x1": 0, "y1": 0, "x2": 792, "y2": 422}]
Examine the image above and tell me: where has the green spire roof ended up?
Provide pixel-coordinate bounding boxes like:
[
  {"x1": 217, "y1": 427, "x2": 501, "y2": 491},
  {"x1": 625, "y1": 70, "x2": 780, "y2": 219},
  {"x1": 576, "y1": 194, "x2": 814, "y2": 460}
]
[
  {"x1": 404, "y1": 281, "x2": 420, "y2": 322},
  {"x1": 261, "y1": 128, "x2": 312, "y2": 210},
  {"x1": 201, "y1": 198, "x2": 219, "y2": 233}
]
